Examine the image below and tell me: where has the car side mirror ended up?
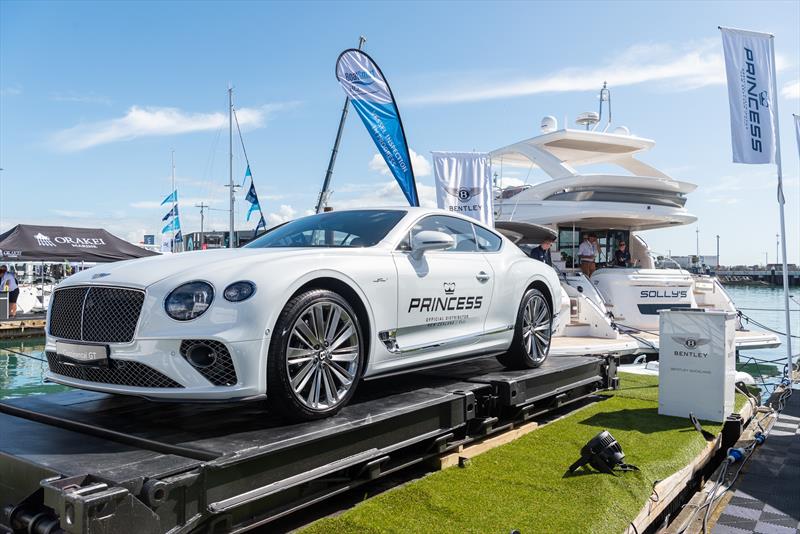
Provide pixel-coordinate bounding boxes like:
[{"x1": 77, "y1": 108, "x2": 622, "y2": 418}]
[{"x1": 411, "y1": 230, "x2": 454, "y2": 259}]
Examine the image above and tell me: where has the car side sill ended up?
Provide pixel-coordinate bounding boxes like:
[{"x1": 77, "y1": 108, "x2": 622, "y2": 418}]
[{"x1": 363, "y1": 350, "x2": 507, "y2": 381}]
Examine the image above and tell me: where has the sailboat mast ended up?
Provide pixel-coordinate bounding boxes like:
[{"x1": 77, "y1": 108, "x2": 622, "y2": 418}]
[
  {"x1": 171, "y1": 149, "x2": 176, "y2": 253},
  {"x1": 315, "y1": 35, "x2": 366, "y2": 213},
  {"x1": 228, "y1": 85, "x2": 235, "y2": 248}
]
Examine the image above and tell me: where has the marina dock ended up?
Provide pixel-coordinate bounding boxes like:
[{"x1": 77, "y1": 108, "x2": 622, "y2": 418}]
[
  {"x1": 0, "y1": 313, "x2": 45, "y2": 340},
  {"x1": 712, "y1": 390, "x2": 799, "y2": 533}
]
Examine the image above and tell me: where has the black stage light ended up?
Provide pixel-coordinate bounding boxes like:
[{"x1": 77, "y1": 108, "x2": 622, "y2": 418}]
[{"x1": 568, "y1": 430, "x2": 639, "y2": 475}]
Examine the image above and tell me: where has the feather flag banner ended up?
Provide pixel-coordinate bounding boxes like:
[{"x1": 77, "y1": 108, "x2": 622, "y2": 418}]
[{"x1": 336, "y1": 48, "x2": 418, "y2": 206}]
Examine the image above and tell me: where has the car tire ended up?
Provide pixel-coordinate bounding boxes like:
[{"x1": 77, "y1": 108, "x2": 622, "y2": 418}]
[
  {"x1": 267, "y1": 289, "x2": 365, "y2": 421},
  {"x1": 497, "y1": 288, "x2": 552, "y2": 370}
]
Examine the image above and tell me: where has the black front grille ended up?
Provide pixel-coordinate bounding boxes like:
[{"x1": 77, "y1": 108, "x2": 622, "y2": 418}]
[
  {"x1": 47, "y1": 352, "x2": 183, "y2": 388},
  {"x1": 180, "y1": 340, "x2": 238, "y2": 386},
  {"x1": 49, "y1": 286, "x2": 145, "y2": 343}
]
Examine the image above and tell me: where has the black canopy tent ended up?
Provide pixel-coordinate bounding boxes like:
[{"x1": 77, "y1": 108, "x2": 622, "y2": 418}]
[{"x1": 0, "y1": 224, "x2": 158, "y2": 263}]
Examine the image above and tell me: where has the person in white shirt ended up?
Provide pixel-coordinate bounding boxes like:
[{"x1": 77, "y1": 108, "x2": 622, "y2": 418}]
[
  {"x1": 0, "y1": 265, "x2": 19, "y2": 318},
  {"x1": 578, "y1": 234, "x2": 599, "y2": 277}
]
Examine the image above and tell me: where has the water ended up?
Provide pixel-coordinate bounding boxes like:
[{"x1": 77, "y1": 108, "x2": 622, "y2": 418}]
[
  {"x1": 1, "y1": 285, "x2": 797, "y2": 399},
  {"x1": 724, "y1": 284, "x2": 799, "y2": 390},
  {"x1": 0, "y1": 338, "x2": 70, "y2": 399}
]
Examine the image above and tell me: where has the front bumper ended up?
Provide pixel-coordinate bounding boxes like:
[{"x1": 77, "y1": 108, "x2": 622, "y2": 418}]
[{"x1": 44, "y1": 337, "x2": 267, "y2": 400}]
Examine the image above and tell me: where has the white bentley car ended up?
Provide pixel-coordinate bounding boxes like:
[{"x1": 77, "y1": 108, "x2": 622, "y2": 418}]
[{"x1": 45, "y1": 208, "x2": 561, "y2": 420}]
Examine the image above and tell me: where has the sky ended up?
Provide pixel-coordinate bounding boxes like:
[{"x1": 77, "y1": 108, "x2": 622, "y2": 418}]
[{"x1": 0, "y1": 0, "x2": 799, "y2": 266}]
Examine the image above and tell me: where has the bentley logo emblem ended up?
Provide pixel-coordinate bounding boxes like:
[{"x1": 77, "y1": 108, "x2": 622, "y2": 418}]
[
  {"x1": 34, "y1": 233, "x2": 56, "y2": 247},
  {"x1": 443, "y1": 185, "x2": 482, "y2": 203},
  {"x1": 443, "y1": 282, "x2": 456, "y2": 295},
  {"x1": 672, "y1": 336, "x2": 710, "y2": 350},
  {"x1": 91, "y1": 273, "x2": 111, "y2": 279}
]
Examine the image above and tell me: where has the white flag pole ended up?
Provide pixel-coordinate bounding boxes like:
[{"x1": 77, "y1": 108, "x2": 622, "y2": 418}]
[
  {"x1": 769, "y1": 39, "x2": 793, "y2": 380},
  {"x1": 720, "y1": 27, "x2": 793, "y2": 379}
]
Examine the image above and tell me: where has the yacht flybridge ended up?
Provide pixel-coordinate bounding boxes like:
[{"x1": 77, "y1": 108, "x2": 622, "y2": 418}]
[{"x1": 489, "y1": 90, "x2": 779, "y2": 355}]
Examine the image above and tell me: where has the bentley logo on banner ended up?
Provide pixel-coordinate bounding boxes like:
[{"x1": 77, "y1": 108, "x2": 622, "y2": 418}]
[{"x1": 432, "y1": 152, "x2": 493, "y2": 227}]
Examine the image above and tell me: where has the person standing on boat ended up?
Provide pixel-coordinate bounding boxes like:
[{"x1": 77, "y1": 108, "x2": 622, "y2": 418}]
[
  {"x1": 530, "y1": 238, "x2": 554, "y2": 266},
  {"x1": 0, "y1": 265, "x2": 19, "y2": 318},
  {"x1": 578, "y1": 234, "x2": 599, "y2": 277},
  {"x1": 613, "y1": 240, "x2": 631, "y2": 267}
]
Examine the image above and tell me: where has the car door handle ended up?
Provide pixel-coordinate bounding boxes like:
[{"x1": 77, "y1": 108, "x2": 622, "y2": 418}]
[{"x1": 476, "y1": 271, "x2": 491, "y2": 282}]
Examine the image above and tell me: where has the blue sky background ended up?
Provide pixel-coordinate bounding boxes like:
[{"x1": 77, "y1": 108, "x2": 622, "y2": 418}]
[{"x1": 1, "y1": 0, "x2": 798, "y2": 265}]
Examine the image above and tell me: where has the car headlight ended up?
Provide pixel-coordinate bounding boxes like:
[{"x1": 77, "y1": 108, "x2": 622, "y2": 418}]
[
  {"x1": 165, "y1": 281, "x2": 214, "y2": 321},
  {"x1": 223, "y1": 281, "x2": 256, "y2": 302}
]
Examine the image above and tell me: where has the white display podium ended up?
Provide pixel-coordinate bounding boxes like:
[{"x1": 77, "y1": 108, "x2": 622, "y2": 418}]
[{"x1": 658, "y1": 309, "x2": 736, "y2": 422}]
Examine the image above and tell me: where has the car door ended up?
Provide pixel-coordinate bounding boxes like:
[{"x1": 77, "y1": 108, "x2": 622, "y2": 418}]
[{"x1": 391, "y1": 215, "x2": 495, "y2": 358}]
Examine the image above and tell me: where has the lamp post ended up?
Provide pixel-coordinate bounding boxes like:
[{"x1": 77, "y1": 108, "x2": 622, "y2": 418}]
[
  {"x1": 716, "y1": 235, "x2": 720, "y2": 268},
  {"x1": 695, "y1": 226, "x2": 700, "y2": 267}
]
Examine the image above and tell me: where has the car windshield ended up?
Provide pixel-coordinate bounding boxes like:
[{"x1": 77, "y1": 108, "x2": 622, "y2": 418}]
[{"x1": 245, "y1": 210, "x2": 407, "y2": 248}]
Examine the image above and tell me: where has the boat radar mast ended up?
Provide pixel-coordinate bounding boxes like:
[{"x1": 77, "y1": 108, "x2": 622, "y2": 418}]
[{"x1": 575, "y1": 82, "x2": 613, "y2": 131}]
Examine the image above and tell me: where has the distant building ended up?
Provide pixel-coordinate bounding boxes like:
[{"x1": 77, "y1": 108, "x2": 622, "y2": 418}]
[
  {"x1": 669, "y1": 255, "x2": 719, "y2": 269},
  {"x1": 183, "y1": 230, "x2": 263, "y2": 251}
]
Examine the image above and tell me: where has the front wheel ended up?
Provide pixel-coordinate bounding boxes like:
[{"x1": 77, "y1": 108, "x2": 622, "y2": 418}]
[
  {"x1": 267, "y1": 289, "x2": 364, "y2": 421},
  {"x1": 497, "y1": 288, "x2": 552, "y2": 369}
]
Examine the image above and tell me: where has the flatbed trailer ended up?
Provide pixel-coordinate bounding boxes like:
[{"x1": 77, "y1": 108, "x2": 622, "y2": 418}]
[{"x1": 0, "y1": 354, "x2": 617, "y2": 534}]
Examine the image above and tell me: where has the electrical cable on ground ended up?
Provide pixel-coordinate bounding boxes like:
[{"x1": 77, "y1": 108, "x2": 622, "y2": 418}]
[{"x1": 675, "y1": 383, "x2": 792, "y2": 533}]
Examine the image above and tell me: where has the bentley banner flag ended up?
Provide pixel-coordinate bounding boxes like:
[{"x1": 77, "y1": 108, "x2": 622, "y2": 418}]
[
  {"x1": 432, "y1": 152, "x2": 493, "y2": 226},
  {"x1": 336, "y1": 49, "x2": 419, "y2": 206},
  {"x1": 720, "y1": 27, "x2": 778, "y2": 165}
]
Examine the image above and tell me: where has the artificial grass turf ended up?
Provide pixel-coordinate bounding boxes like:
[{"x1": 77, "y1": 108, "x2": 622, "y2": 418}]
[{"x1": 301, "y1": 373, "x2": 746, "y2": 534}]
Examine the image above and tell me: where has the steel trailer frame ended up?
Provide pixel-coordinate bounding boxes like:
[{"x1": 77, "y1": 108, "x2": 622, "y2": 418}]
[{"x1": 0, "y1": 354, "x2": 617, "y2": 534}]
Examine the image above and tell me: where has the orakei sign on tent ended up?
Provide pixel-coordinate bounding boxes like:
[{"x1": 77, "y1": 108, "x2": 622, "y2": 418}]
[
  {"x1": 335, "y1": 48, "x2": 419, "y2": 206},
  {"x1": 0, "y1": 224, "x2": 158, "y2": 262}
]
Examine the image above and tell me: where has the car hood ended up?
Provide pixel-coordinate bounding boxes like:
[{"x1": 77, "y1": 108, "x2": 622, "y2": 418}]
[{"x1": 59, "y1": 248, "x2": 335, "y2": 289}]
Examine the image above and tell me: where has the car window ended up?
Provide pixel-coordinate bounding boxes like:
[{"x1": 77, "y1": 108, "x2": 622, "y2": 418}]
[
  {"x1": 246, "y1": 210, "x2": 406, "y2": 248},
  {"x1": 411, "y1": 215, "x2": 476, "y2": 252},
  {"x1": 474, "y1": 224, "x2": 502, "y2": 252}
]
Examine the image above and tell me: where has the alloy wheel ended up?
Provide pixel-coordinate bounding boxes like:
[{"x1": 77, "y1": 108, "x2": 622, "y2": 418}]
[
  {"x1": 522, "y1": 293, "x2": 551, "y2": 363},
  {"x1": 285, "y1": 301, "x2": 360, "y2": 410}
]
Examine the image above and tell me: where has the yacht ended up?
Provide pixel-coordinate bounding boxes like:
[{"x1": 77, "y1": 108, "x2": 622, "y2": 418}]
[{"x1": 489, "y1": 88, "x2": 780, "y2": 355}]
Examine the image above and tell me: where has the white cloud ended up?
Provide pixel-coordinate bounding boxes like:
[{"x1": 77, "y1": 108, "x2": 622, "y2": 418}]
[
  {"x1": 407, "y1": 40, "x2": 788, "y2": 105},
  {"x1": 781, "y1": 80, "x2": 800, "y2": 100},
  {"x1": 266, "y1": 204, "x2": 297, "y2": 227},
  {"x1": 368, "y1": 149, "x2": 432, "y2": 177},
  {"x1": 332, "y1": 180, "x2": 438, "y2": 210},
  {"x1": 0, "y1": 85, "x2": 22, "y2": 96},
  {"x1": 51, "y1": 102, "x2": 299, "y2": 151},
  {"x1": 50, "y1": 209, "x2": 94, "y2": 218}
]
